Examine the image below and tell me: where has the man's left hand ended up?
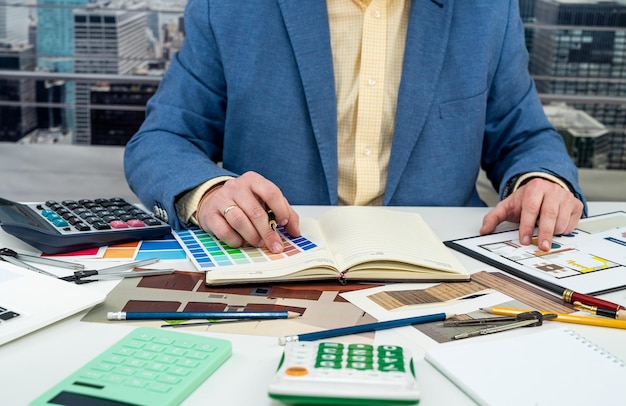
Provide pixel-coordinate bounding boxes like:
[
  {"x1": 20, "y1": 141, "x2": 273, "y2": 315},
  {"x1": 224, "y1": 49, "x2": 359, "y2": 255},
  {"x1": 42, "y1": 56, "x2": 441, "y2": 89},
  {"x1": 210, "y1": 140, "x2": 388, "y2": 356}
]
[{"x1": 480, "y1": 177, "x2": 584, "y2": 251}]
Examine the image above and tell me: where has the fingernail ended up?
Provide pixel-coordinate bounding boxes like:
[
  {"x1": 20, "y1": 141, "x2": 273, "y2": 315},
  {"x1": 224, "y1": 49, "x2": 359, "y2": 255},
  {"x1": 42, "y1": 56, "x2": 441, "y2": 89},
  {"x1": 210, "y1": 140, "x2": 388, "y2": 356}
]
[
  {"x1": 541, "y1": 240, "x2": 551, "y2": 250},
  {"x1": 521, "y1": 236, "x2": 530, "y2": 245},
  {"x1": 272, "y1": 242, "x2": 283, "y2": 253},
  {"x1": 280, "y1": 218, "x2": 288, "y2": 226}
]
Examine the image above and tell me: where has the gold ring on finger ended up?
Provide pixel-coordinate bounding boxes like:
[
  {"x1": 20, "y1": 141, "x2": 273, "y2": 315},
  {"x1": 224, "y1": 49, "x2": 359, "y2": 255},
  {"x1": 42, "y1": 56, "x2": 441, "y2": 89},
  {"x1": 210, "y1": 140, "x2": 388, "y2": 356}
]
[{"x1": 223, "y1": 204, "x2": 238, "y2": 217}]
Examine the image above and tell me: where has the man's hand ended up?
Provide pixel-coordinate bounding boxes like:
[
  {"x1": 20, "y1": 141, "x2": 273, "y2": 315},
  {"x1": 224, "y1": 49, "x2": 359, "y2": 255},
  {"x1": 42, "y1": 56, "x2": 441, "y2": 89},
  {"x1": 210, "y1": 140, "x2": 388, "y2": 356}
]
[
  {"x1": 480, "y1": 177, "x2": 583, "y2": 251},
  {"x1": 196, "y1": 171, "x2": 300, "y2": 253}
]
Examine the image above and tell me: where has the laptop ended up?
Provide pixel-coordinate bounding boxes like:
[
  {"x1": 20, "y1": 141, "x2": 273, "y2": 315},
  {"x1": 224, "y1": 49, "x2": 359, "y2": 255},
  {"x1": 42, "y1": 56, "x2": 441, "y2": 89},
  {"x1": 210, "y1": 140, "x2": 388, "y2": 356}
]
[{"x1": 0, "y1": 261, "x2": 105, "y2": 346}]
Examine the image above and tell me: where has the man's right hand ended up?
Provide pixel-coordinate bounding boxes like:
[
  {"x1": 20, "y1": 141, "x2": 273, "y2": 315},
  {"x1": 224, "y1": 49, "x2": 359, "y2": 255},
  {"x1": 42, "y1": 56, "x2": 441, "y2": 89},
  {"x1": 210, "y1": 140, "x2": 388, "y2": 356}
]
[{"x1": 196, "y1": 171, "x2": 300, "y2": 253}]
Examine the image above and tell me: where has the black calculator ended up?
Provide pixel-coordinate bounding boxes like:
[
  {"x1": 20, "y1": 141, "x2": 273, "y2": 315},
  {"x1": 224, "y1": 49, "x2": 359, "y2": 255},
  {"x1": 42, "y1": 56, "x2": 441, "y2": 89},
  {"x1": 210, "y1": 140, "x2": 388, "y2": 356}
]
[{"x1": 0, "y1": 197, "x2": 171, "y2": 254}]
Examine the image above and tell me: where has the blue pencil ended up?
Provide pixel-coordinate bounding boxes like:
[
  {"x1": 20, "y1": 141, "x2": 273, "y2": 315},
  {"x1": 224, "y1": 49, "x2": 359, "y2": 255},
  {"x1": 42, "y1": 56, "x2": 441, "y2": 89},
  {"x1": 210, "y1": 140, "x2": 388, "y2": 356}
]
[
  {"x1": 279, "y1": 312, "x2": 453, "y2": 345},
  {"x1": 107, "y1": 311, "x2": 300, "y2": 320}
]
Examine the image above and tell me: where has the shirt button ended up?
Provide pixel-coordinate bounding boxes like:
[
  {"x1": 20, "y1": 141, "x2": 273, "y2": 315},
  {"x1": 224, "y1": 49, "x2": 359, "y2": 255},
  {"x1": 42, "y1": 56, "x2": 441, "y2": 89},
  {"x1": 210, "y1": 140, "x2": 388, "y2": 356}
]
[
  {"x1": 372, "y1": 10, "x2": 381, "y2": 18},
  {"x1": 363, "y1": 147, "x2": 372, "y2": 156},
  {"x1": 368, "y1": 78, "x2": 376, "y2": 86}
]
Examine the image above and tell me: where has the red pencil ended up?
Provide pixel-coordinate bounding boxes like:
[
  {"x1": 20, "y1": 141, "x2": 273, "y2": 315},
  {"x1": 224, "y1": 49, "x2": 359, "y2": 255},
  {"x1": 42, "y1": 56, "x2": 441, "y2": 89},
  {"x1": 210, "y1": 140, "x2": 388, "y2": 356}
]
[{"x1": 563, "y1": 289, "x2": 625, "y2": 312}]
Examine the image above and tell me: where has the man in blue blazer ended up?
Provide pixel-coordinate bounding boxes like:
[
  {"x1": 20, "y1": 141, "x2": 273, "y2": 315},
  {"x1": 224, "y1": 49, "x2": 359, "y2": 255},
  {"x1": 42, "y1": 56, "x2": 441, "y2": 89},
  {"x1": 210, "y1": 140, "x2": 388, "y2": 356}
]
[{"x1": 125, "y1": 0, "x2": 584, "y2": 255}]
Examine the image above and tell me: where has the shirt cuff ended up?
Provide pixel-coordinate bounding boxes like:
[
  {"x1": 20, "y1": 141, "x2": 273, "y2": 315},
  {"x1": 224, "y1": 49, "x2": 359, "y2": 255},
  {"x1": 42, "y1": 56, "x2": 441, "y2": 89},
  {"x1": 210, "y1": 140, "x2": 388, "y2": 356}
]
[
  {"x1": 512, "y1": 171, "x2": 572, "y2": 194},
  {"x1": 176, "y1": 176, "x2": 233, "y2": 225}
]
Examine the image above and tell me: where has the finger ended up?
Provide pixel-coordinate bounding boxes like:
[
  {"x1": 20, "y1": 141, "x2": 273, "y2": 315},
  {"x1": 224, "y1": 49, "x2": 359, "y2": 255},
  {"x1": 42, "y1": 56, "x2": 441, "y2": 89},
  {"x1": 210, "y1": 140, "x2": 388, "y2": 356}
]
[
  {"x1": 282, "y1": 205, "x2": 301, "y2": 237},
  {"x1": 239, "y1": 202, "x2": 285, "y2": 253},
  {"x1": 480, "y1": 204, "x2": 507, "y2": 235},
  {"x1": 517, "y1": 191, "x2": 542, "y2": 246},
  {"x1": 206, "y1": 209, "x2": 246, "y2": 248},
  {"x1": 535, "y1": 198, "x2": 559, "y2": 252},
  {"x1": 565, "y1": 200, "x2": 584, "y2": 233},
  {"x1": 555, "y1": 195, "x2": 584, "y2": 236}
]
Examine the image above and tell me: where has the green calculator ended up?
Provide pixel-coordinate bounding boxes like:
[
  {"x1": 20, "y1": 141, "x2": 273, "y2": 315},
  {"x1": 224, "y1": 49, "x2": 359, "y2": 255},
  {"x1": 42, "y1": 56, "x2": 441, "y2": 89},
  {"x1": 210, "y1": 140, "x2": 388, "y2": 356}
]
[
  {"x1": 30, "y1": 327, "x2": 232, "y2": 406},
  {"x1": 268, "y1": 341, "x2": 420, "y2": 405}
]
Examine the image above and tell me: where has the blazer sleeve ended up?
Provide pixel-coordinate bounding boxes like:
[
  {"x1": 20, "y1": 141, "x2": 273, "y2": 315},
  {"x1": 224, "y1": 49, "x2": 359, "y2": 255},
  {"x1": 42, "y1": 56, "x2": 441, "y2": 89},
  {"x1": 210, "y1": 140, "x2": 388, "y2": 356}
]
[{"x1": 124, "y1": 0, "x2": 234, "y2": 228}]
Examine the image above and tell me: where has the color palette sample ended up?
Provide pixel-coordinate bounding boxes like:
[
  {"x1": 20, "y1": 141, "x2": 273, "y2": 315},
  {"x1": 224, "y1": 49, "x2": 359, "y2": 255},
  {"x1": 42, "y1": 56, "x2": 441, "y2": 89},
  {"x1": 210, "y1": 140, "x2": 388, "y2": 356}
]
[
  {"x1": 45, "y1": 234, "x2": 188, "y2": 261},
  {"x1": 175, "y1": 226, "x2": 319, "y2": 271},
  {"x1": 102, "y1": 235, "x2": 188, "y2": 261}
]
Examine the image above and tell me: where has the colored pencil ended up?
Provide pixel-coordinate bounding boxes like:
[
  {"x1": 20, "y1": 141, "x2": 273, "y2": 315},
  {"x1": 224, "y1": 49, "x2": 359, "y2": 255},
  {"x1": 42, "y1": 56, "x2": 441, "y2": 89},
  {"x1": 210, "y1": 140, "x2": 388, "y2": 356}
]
[
  {"x1": 107, "y1": 311, "x2": 300, "y2": 320},
  {"x1": 278, "y1": 312, "x2": 453, "y2": 345}
]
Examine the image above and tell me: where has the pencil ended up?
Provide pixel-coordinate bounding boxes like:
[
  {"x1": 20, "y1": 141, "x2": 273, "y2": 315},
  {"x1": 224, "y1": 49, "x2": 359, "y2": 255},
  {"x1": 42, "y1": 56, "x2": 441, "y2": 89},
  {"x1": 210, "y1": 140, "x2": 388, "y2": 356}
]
[
  {"x1": 481, "y1": 306, "x2": 626, "y2": 330},
  {"x1": 573, "y1": 301, "x2": 626, "y2": 321},
  {"x1": 562, "y1": 289, "x2": 625, "y2": 312},
  {"x1": 278, "y1": 312, "x2": 454, "y2": 345},
  {"x1": 107, "y1": 311, "x2": 300, "y2": 320}
]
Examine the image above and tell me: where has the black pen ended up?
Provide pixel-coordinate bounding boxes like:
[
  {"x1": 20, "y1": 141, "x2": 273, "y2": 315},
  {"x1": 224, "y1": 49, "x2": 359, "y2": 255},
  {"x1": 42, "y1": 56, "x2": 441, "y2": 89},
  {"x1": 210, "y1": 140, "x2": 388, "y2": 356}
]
[
  {"x1": 267, "y1": 207, "x2": 277, "y2": 231},
  {"x1": 573, "y1": 301, "x2": 626, "y2": 321}
]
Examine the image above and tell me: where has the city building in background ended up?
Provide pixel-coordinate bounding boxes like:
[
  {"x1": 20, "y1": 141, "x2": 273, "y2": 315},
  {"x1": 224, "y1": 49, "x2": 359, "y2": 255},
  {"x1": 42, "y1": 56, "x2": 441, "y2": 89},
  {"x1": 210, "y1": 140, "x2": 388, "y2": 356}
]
[
  {"x1": 0, "y1": 0, "x2": 626, "y2": 170},
  {"x1": 90, "y1": 81, "x2": 158, "y2": 145},
  {"x1": 36, "y1": 0, "x2": 89, "y2": 140},
  {"x1": 73, "y1": 0, "x2": 149, "y2": 144},
  {"x1": 527, "y1": 0, "x2": 626, "y2": 169},
  {"x1": 0, "y1": 1, "x2": 29, "y2": 43},
  {"x1": 544, "y1": 102, "x2": 610, "y2": 168},
  {"x1": 0, "y1": 42, "x2": 36, "y2": 141}
]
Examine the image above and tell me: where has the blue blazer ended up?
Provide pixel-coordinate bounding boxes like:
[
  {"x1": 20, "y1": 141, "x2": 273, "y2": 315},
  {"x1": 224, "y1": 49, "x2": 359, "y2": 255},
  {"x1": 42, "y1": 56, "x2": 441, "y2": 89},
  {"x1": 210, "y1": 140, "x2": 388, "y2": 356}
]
[{"x1": 125, "y1": 0, "x2": 584, "y2": 229}]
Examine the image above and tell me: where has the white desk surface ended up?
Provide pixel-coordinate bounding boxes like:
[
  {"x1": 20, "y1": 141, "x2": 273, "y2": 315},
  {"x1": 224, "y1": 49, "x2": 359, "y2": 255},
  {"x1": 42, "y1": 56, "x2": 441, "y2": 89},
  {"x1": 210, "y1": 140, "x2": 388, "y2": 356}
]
[{"x1": 2, "y1": 203, "x2": 626, "y2": 406}]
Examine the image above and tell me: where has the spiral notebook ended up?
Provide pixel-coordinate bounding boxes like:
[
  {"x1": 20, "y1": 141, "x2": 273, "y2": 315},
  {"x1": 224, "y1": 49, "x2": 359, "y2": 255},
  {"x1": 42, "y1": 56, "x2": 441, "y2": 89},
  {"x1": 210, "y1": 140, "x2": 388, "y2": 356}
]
[{"x1": 425, "y1": 327, "x2": 626, "y2": 406}]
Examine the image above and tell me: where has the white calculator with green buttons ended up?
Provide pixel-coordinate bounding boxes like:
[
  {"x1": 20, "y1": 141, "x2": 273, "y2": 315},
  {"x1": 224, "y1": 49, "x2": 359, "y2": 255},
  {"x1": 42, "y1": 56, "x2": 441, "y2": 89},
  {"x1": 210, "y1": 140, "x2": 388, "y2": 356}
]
[
  {"x1": 30, "y1": 327, "x2": 232, "y2": 406},
  {"x1": 268, "y1": 341, "x2": 420, "y2": 405}
]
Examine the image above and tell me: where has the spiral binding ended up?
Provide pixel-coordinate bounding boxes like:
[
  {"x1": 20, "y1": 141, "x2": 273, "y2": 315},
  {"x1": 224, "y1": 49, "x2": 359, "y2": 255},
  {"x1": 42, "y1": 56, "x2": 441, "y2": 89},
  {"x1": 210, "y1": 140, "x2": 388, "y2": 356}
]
[{"x1": 564, "y1": 329, "x2": 626, "y2": 368}]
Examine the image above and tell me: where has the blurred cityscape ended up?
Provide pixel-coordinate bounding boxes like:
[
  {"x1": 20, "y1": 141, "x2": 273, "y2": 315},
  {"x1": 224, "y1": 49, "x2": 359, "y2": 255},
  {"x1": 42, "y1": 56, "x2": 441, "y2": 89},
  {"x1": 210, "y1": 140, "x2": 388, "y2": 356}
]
[{"x1": 0, "y1": 0, "x2": 626, "y2": 170}]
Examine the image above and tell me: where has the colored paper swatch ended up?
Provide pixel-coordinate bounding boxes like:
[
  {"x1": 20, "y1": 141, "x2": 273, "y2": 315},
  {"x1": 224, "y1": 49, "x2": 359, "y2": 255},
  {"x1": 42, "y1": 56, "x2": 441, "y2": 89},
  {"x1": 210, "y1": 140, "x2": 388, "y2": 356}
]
[
  {"x1": 174, "y1": 226, "x2": 318, "y2": 271},
  {"x1": 101, "y1": 234, "x2": 187, "y2": 261}
]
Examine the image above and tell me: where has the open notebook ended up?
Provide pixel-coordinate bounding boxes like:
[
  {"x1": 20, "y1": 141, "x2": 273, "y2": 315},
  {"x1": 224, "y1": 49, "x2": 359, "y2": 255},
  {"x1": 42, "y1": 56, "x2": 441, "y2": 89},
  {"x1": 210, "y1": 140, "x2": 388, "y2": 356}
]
[
  {"x1": 0, "y1": 261, "x2": 105, "y2": 346},
  {"x1": 425, "y1": 327, "x2": 626, "y2": 405}
]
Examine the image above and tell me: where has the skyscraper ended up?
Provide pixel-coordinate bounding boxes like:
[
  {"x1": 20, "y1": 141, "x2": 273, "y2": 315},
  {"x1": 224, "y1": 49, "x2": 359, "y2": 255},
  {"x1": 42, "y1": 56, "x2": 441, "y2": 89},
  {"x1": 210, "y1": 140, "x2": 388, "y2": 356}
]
[
  {"x1": 73, "y1": 0, "x2": 149, "y2": 144},
  {"x1": 37, "y1": 0, "x2": 89, "y2": 137},
  {"x1": 531, "y1": 0, "x2": 626, "y2": 169},
  {"x1": 0, "y1": 2, "x2": 29, "y2": 43},
  {"x1": 0, "y1": 42, "x2": 37, "y2": 142}
]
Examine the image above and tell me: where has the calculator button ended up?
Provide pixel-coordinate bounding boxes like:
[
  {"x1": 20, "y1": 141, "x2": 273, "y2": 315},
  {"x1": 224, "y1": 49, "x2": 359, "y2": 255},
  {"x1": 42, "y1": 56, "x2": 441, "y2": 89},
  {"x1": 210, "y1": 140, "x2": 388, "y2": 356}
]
[
  {"x1": 79, "y1": 370, "x2": 104, "y2": 380},
  {"x1": 168, "y1": 366, "x2": 192, "y2": 377},
  {"x1": 92, "y1": 222, "x2": 112, "y2": 230},
  {"x1": 92, "y1": 362, "x2": 116, "y2": 372},
  {"x1": 165, "y1": 347, "x2": 187, "y2": 357},
  {"x1": 185, "y1": 350, "x2": 209, "y2": 360},
  {"x1": 145, "y1": 362, "x2": 168, "y2": 372},
  {"x1": 157, "y1": 374, "x2": 182, "y2": 385},
  {"x1": 125, "y1": 378, "x2": 148, "y2": 388},
  {"x1": 155, "y1": 354, "x2": 177, "y2": 364},
  {"x1": 144, "y1": 218, "x2": 162, "y2": 226},
  {"x1": 110, "y1": 220, "x2": 130, "y2": 229},
  {"x1": 74, "y1": 223, "x2": 91, "y2": 231},
  {"x1": 52, "y1": 218, "x2": 68, "y2": 227},
  {"x1": 102, "y1": 374, "x2": 127, "y2": 384},
  {"x1": 285, "y1": 366, "x2": 309, "y2": 376},
  {"x1": 147, "y1": 382, "x2": 172, "y2": 393},
  {"x1": 113, "y1": 366, "x2": 136, "y2": 376}
]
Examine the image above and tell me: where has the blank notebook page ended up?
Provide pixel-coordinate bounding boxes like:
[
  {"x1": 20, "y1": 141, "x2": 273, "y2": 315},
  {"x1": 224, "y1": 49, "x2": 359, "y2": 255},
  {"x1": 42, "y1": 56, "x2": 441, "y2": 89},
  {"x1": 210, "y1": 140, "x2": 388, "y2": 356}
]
[{"x1": 425, "y1": 327, "x2": 626, "y2": 406}]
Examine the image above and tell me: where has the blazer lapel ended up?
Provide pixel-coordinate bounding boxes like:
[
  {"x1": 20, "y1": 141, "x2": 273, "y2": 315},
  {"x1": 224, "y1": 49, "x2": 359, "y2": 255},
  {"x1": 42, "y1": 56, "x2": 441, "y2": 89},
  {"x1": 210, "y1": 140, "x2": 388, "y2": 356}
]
[
  {"x1": 278, "y1": 0, "x2": 339, "y2": 204},
  {"x1": 385, "y1": 0, "x2": 453, "y2": 204}
]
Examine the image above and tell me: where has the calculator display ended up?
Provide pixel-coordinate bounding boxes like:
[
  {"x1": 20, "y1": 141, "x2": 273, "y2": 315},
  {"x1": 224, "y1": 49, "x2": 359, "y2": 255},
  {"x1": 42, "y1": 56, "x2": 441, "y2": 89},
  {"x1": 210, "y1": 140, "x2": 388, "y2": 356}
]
[
  {"x1": 48, "y1": 391, "x2": 135, "y2": 406},
  {"x1": 0, "y1": 198, "x2": 50, "y2": 229}
]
